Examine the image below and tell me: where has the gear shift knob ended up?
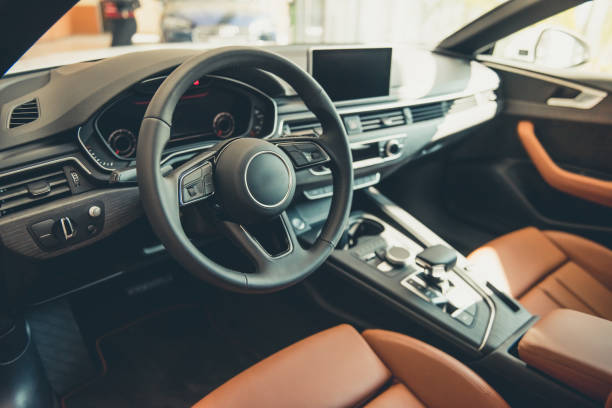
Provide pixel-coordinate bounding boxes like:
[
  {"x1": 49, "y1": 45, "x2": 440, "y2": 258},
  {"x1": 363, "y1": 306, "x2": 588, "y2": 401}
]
[{"x1": 415, "y1": 245, "x2": 457, "y2": 281}]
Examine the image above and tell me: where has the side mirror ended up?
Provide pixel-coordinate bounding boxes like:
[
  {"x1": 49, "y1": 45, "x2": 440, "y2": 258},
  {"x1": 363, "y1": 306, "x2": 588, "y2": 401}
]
[{"x1": 534, "y1": 28, "x2": 590, "y2": 68}]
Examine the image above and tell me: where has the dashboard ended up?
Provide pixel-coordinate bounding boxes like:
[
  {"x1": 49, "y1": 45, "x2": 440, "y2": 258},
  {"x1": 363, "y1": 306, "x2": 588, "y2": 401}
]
[
  {"x1": 0, "y1": 44, "x2": 500, "y2": 262},
  {"x1": 79, "y1": 75, "x2": 275, "y2": 171}
]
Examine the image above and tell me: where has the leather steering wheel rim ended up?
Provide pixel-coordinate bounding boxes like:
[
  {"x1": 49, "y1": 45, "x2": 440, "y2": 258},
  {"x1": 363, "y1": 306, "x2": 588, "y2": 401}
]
[{"x1": 137, "y1": 47, "x2": 353, "y2": 293}]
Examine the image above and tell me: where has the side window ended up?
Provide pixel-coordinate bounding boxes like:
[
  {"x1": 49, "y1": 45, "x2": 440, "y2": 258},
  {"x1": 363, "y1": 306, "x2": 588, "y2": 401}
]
[{"x1": 491, "y1": 0, "x2": 612, "y2": 75}]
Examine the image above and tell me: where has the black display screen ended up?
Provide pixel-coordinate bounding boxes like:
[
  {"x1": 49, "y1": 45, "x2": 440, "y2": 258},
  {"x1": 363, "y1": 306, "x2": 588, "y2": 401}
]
[{"x1": 311, "y1": 48, "x2": 392, "y2": 101}]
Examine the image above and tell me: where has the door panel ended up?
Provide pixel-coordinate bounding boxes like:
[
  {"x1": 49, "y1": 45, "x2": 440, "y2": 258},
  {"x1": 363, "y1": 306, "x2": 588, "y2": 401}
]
[{"x1": 444, "y1": 64, "x2": 612, "y2": 248}]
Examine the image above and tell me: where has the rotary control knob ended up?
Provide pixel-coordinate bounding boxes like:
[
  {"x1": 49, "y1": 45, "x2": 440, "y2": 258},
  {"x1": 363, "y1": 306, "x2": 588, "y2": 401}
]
[
  {"x1": 384, "y1": 246, "x2": 411, "y2": 267},
  {"x1": 384, "y1": 139, "x2": 401, "y2": 157}
]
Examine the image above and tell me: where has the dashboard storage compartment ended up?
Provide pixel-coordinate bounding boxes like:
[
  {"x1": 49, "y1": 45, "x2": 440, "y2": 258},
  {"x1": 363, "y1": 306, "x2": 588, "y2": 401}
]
[{"x1": 518, "y1": 309, "x2": 612, "y2": 402}]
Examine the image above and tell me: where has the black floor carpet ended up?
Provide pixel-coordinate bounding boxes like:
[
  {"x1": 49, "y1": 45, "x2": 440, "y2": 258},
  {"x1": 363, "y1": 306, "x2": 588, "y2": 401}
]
[{"x1": 61, "y1": 276, "x2": 341, "y2": 408}]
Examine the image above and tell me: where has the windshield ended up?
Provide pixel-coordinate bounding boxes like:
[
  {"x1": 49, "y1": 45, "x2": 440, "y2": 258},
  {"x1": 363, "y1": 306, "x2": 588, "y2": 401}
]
[{"x1": 11, "y1": 0, "x2": 507, "y2": 74}]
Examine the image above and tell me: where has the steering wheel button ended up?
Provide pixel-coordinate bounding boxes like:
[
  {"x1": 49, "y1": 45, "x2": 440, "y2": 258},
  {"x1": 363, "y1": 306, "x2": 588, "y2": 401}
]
[
  {"x1": 183, "y1": 168, "x2": 203, "y2": 186},
  {"x1": 288, "y1": 151, "x2": 308, "y2": 167}
]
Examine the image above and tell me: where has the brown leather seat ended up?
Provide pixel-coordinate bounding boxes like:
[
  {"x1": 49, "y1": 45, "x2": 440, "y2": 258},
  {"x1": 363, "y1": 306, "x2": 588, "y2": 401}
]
[
  {"x1": 468, "y1": 227, "x2": 612, "y2": 320},
  {"x1": 193, "y1": 324, "x2": 509, "y2": 408}
]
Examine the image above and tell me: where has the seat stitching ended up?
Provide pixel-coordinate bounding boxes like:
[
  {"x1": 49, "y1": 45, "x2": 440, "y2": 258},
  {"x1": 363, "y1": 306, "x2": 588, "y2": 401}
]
[
  {"x1": 518, "y1": 260, "x2": 568, "y2": 299},
  {"x1": 538, "y1": 287, "x2": 563, "y2": 308},
  {"x1": 554, "y1": 277, "x2": 602, "y2": 317}
]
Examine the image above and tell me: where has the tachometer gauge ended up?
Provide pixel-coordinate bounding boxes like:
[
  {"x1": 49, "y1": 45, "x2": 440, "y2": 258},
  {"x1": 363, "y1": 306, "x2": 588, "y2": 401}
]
[
  {"x1": 108, "y1": 129, "x2": 137, "y2": 159},
  {"x1": 212, "y1": 112, "x2": 235, "y2": 139}
]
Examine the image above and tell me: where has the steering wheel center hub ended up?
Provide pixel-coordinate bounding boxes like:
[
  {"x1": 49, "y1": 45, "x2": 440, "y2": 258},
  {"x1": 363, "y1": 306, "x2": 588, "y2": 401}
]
[
  {"x1": 214, "y1": 138, "x2": 296, "y2": 224},
  {"x1": 245, "y1": 151, "x2": 292, "y2": 208}
]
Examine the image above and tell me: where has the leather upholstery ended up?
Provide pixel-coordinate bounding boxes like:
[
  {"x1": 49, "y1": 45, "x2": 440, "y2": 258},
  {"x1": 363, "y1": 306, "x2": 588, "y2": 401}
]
[
  {"x1": 362, "y1": 329, "x2": 509, "y2": 408},
  {"x1": 193, "y1": 325, "x2": 509, "y2": 408},
  {"x1": 468, "y1": 227, "x2": 612, "y2": 320},
  {"x1": 518, "y1": 309, "x2": 612, "y2": 402},
  {"x1": 517, "y1": 120, "x2": 612, "y2": 207}
]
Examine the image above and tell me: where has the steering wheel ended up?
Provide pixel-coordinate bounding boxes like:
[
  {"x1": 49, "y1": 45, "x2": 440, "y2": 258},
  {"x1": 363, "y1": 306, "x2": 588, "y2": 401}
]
[{"x1": 137, "y1": 47, "x2": 353, "y2": 293}]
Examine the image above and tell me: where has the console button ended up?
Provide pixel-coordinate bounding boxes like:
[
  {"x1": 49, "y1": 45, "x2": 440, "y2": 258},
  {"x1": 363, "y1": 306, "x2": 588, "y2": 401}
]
[
  {"x1": 343, "y1": 115, "x2": 362, "y2": 134},
  {"x1": 180, "y1": 163, "x2": 213, "y2": 204},
  {"x1": 464, "y1": 303, "x2": 477, "y2": 317},
  {"x1": 384, "y1": 246, "x2": 410, "y2": 267},
  {"x1": 455, "y1": 311, "x2": 474, "y2": 326},
  {"x1": 280, "y1": 142, "x2": 329, "y2": 168}
]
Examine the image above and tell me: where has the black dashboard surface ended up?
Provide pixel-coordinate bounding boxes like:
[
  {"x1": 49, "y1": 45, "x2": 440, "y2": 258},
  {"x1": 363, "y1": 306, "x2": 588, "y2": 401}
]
[{"x1": 0, "y1": 45, "x2": 482, "y2": 156}]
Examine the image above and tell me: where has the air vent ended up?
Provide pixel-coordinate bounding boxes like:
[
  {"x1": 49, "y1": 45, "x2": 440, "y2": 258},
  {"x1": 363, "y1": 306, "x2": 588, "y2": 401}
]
[
  {"x1": 0, "y1": 165, "x2": 70, "y2": 217},
  {"x1": 282, "y1": 119, "x2": 322, "y2": 136},
  {"x1": 9, "y1": 99, "x2": 40, "y2": 128},
  {"x1": 409, "y1": 102, "x2": 445, "y2": 123},
  {"x1": 446, "y1": 96, "x2": 477, "y2": 115},
  {"x1": 358, "y1": 109, "x2": 406, "y2": 132}
]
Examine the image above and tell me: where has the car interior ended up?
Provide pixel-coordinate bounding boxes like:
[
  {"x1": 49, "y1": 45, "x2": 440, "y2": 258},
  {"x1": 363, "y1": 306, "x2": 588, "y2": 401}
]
[{"x1": 0, "y1": 0, "x2": 611, "y2": 407}]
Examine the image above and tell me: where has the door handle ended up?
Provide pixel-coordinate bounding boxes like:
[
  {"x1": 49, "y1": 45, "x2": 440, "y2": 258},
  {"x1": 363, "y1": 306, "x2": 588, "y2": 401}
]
[{"x1": 546, "y1": 88, "x2": 606, "y2": 110}]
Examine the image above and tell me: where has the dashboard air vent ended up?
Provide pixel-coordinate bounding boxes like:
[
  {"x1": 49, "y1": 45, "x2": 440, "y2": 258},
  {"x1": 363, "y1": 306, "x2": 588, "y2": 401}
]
[
  {"x1": 0, "y1": 165, "x2": 70, "y2": 217},
  {"x1": 282, "y1": 119, "x2": 322, "y2": 136},
  {"x1": 9, "y1": 99, "x2": 40, "y2": 128},
  {"x1": 409, "y1": 102, "x2": 446, "y2": 123},
  {"x1": 446, "y1": 96, "x2": 477, "y2": 114},
  {"x1": 358, "y1": 109, "x2": 406, "y2": 132}
]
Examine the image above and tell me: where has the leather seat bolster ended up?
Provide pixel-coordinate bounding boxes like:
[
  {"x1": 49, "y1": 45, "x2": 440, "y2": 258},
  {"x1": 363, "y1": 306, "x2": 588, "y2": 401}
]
[
  {"x1": 543, "y1": 230, "x2": 612, "y2": 290},
  {"x1": 192, "y1": 324, "x2": 391, "y2": 408},
  {"x1": 362, "y1": 329, "x2": 509, "y2": 408},
  {"x1": 518, "y1": 309, "x2": 612, "y2": 401},
  {"x1": 467, "y1": 227, "x2": 566, "y2": 297}
]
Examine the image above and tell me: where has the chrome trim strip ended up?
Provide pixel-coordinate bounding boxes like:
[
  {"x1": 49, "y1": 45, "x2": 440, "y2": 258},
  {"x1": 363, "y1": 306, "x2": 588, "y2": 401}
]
[
  {"x1": 480, "y1": 60, "x2": 607, "y2": 110},
  {"x1": 0, "y1": 156, "x2": 92, "y2": 178}
]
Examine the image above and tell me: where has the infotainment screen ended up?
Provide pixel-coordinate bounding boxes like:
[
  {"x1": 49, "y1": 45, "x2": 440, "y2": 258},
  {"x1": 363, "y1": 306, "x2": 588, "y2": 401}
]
[{"x1": 310, "y1": 47, "x2": 392, "y2": 101}]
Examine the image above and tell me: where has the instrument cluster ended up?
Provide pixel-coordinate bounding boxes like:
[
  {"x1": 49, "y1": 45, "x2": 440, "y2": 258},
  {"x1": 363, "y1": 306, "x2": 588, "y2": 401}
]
[{"x1": 79, "y1": 75, "x2": 275, "y2": 171}]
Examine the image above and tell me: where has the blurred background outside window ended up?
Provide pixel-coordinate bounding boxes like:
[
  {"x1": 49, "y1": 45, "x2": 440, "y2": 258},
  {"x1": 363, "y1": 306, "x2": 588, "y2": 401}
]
[
  {"x1": 19, "y1": 0, "x2": 505, "y2": 63},
  {"x1": 16, "y1": 0, "x2": 612, "y2": 76}
]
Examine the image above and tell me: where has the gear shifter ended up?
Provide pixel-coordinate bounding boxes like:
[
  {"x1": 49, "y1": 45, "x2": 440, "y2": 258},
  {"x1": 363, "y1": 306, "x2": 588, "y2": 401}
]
[{"x1": 415, "y1": 245, "x2": 457, "y2": 293}]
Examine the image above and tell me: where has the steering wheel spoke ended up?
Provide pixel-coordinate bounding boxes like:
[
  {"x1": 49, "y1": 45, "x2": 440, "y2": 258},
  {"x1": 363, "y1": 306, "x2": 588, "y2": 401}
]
[
  {"x1": 273, "y1": 137, "x2": 331, "y2": 171},
  {"x1": 165, "y1": 149, "x2": 217, "y2": 207},
  {"x1": 219, "y1": 212, "x2": 305, "y2": 275}
]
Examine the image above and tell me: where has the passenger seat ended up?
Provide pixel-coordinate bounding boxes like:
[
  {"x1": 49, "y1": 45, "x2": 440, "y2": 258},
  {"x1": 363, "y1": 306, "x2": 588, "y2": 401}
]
[{"x1": 468, "y1": 227, "x2": 612, "y2": 320}]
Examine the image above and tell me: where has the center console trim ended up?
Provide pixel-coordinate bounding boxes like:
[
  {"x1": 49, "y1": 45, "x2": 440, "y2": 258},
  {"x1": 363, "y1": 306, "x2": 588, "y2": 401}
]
[{"x1": 364, "y1": 186, "x2": 496, "y2": 351}]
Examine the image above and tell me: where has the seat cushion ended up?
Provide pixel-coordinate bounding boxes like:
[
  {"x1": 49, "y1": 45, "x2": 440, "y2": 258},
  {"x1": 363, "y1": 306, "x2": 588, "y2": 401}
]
[
  {"x1": 468, "y1": 227, "x2": 612, "y2": 319},
  {"x1": 362, "y1": 329, "x2": 509, "y2": 408},
  {"x1": 193, "y1": 325, "x2": 509, "y2": 408},
  {"x1": 192, "y1": 324, "x2": 391, "y2": 408}
]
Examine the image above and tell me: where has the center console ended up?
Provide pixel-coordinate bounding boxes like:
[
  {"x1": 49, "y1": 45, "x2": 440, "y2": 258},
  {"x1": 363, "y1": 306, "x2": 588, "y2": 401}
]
[
  {"x1": 289, "y1": 186, "x2": 604, "y2": 407},
  {"x1": 289, "y1": 186, "x2": 534, "y2": 356}
]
